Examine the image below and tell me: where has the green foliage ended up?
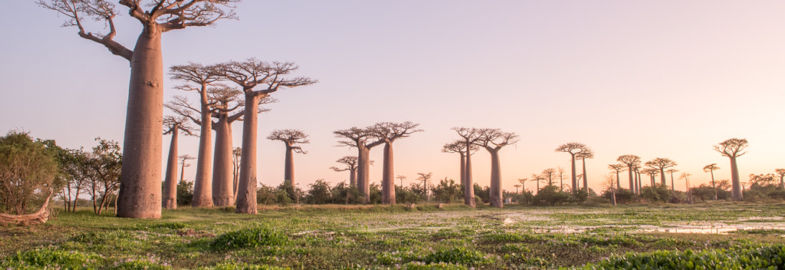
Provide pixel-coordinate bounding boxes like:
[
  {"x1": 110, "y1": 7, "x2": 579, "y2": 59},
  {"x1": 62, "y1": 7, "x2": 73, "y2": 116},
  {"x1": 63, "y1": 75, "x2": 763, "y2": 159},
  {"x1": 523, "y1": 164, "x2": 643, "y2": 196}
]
[
  {"x1": 177, "y1": 179, "x2": 194, "y2": 206},
  {"x1": 431, "y1": 178, "x2": 462, "y2": 203},
  {"x1": 533, "y1": 185, "x2": 571, "y2": 206},
  {"x1": 640, "y1": 186, "x2": 672, "y2": 203},
  {"x1": 473, "y1": 184, "x2": 489, "y2": 203},
  {"x1": 423, "y1": 247, "x2": 492, "y2": 265},
  {"x1": 0, "y1": 248, "x2": 103, "y2": 268},
  {"x1": 211, "y1": 226, "x2": 288, "y2": 250},
  {"x1": 578, "y1": 244, "x2": 785, "y2": 269},
  {"x1": 0, "y1": 131, "x2": 59, "y2": 214},
  {"x1": 603, "y1": 188, "x2": 635, "y2": 204},
  {"x1": 206, "y1": 262, "x2": 288, "y2": 270},
  {"x1": 305, "y1": 179, "x2": 333, "y2": 204},
  {"x1": 395, "y1": 185, "x2": 422, "y2": 204}
]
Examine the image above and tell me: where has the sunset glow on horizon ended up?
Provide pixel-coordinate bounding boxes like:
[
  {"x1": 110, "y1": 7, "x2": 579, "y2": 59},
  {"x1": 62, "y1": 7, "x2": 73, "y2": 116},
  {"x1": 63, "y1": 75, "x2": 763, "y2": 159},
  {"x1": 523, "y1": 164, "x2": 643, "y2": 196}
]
[{"x1": 2, "y1": 0, "x2": 784, "y2": 194}]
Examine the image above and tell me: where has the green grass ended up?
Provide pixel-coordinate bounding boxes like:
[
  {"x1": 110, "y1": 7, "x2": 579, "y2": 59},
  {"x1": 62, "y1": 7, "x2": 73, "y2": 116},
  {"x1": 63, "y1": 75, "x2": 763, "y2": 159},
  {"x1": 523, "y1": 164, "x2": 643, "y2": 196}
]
[{"x1": 2, "y1": 203, "x2": 785, "y2": 269}]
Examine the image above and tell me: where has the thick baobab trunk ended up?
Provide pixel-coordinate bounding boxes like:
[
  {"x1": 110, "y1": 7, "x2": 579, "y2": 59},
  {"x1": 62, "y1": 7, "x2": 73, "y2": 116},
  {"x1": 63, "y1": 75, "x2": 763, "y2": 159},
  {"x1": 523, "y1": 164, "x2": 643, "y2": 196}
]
[
  {"x1": 463, "y1": 144, "x2": 476, "y2": 207},
  {"x1": 236, "y1": 95, "x2": 260, "y2": 214},
  {"x1": 581, "y1": 158, "x2": 588, "y2": 192},
  {"x1": 349, "y1": 169, "x2": 357, "y2": 187},
  {"x1": 660, "y1": 168, "x2": 667, "y2": 187},
  {"x1": 710, "y1": 170, "x2": 718, "y2": 200},
  {"x1": 650, "y1": 174, "x2": 655, "y2": 188},
  {"x1": 163, "y1": 129, "x2": 179, "y2": 209},
  {"x1": 489, "y1": 150, "x2": 503, "y2": 208},
  {"x1": 192, "y1": 93, "x2": 214, "y2": 208},
  {"x1": 459, "y1": 153, "x2": 466, "y2": 189},
  {"x1": 730, "y1": 157, "x2": 742, "y2": 201},
  {"x1": 570, "y1": 155, "x2": 577, "y2": 194},
  {"x1": 627, "y1": 165, "x2": 634, "y2": 191},
  {"x1": 357, "y1": 146, "x2": 371, "y2": 203},
  {"x1": 212, "y1": 117, "x2": 235, "y2": 207},
  {"x1": 382, "y1": 142, "x2": 396, "y2": 204},
  {"x1": 284, "y1": 145, "x2": 295, "y2": 188},
  {"x1": 615, "y1": 171, "x2": 621, "y2": 190},
  {"x1": 117, "y1": 26, "x2": 163, "y2": 219}
]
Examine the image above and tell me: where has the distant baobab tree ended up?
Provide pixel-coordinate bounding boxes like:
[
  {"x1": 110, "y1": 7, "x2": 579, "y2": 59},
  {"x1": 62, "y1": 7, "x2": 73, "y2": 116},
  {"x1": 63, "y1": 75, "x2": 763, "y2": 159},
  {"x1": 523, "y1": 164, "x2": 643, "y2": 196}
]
[
  {"x1": 645, "y1": 158, "x2": 677, "y2": 187},
  {"x1": 617, "y1": 155, "x2": 641, "y2": 192},
  {"x1": 169, "y1": 63, "x2": 223, "y2": 207},
  {"x1": 606, "y1": 175, "x2": 617, "y2": 206},
  {"x1": 531, "y1": 174, "x2": 545, "y2": 194},
  {"x1": 640, "y1": 167, "x2": 659, "y2": 188},
  {"x1": 576, "y1": 150, "x2": 593, "y2": 192},
  {"x1": 608, "y1": 164, "x2": 625, "y2": 190},
  {"x1": 442, "y1": 140, "x2": 478, "y2": 193},
  {"x1": 633, "y1": 164, "x2": 642, "y2": 194},
  {"x1": 476, "y1": 129, "x2": 519, "y2": 208},
  {"x1": 39, "y1": 0, "x2": 237, "y2": 219},
  {"x1": 666, "y1": 168, "x2": 678, "y2": 191},
  {"x1": 162, "y1": 116, "x2": 192, "y2": 209},
  {"x1": 704, "y1": 163, "x2": 720, "y2": 200},
  {"x1": 218, "y1": 60, "x2": 316, "y2": 214},
  {"x1": 335, "y1": 127, "x2": 385, "y2": 203},
  {"x1": 268, "y1": 129, "x2": 309, "y2": 191},
  {"x1": 776, "y1": 169, "x2": 785, "y2": 189},
  {"x1": 396, "y1": 175, "x2": 407, "y2": 189},
  {"x1": 371, "y1": 122, "x2": 422, "y2": 204},
  {"x1": 417, "y1": 172, "x2": 432, "y2": 201},
  {"x1": 330, "y1": 156, "x2": 359, "y2": 187},
  {"x1": 179, "y1": 155, "x2": 195, "y2": 185},
  {"x1": 714, "y1": 138, "x2": 749, "y2": 201},
  {"x1": 542, "y1": 168, "x2": 556, "y2": 187},
  {"x1": 232, "y1": 147, "x2": 241, "y2": 197},
  {"x1": 558, "y1": 167, "x2": 565, "y2": 192},
  {"x1": 681, "y1": 173, "x2": 693, "y2": 203},
  {"x1": 555, "y1": 143, "x2": 590, "y2": 194},
  {"x1": 453, "y1": 127, "x2": 483, "y2": 207}
]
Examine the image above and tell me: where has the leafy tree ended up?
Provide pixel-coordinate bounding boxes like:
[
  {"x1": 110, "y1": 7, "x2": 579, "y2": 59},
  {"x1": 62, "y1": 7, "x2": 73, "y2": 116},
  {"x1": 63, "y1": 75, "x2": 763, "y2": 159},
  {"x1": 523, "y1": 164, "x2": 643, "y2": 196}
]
[
  {"x1": 176, "y1": 180, "x2": 193, "y2": 206},
  {"x1": 532, "y1": 185, "x2": 570, "y2": 206},
  {"x1": 0, "y1": 132, "x2": 59, "y2": 215},
  {"x1": 305, "y1": 179, "x2": 332, "y2": 204},
  {"x1": 431, "y1": 178, "x2": 462, "y2": 203},
  {"x1": 86, "y1": 138, "x2": 122, "y2": 215}
]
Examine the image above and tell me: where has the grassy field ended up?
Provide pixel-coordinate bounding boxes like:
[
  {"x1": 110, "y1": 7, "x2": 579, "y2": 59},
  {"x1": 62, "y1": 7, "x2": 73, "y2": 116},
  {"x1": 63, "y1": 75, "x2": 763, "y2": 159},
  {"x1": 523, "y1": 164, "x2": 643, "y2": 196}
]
[{"x1": 2, "y1": 202, "x2": 785, "y2": 269}]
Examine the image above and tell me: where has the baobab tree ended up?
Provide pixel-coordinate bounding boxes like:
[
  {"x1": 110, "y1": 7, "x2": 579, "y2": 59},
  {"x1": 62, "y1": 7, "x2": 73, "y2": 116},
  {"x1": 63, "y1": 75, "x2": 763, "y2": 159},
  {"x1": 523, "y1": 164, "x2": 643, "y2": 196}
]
[
  {"x1": 232, "y1": 147, "x2": 241, "y2": 196},
  {"x1": 576, "y1": 150, "x2": 593, "y2": 192},
  {"x1": 179, "y1": 155, "x2": 195, "y2": 184},
  {"x1": 371, "y1": 122, "x2": 422, "y2": 204},
  {"x1": 162, "y1": 116, "x2": 192, "y2": 209},
  {"x1": 558, "y1": 167, "x2": 566, "y2": 192},
  {"x1": 645, "y1": 158, "x2": 677, "y2": 187},
  {"x1": 704, "y1": 163, "x2": 720, "y2": 200},
  {"x1": 452, "y1": 127, "x2": 483, "y2": 207},
  {"x1": 442, "y1": 140, "x2": 478, "y2": 191},
  {"x1": 330, "y1": 156, "x2": 359, "y2": 187},
  {"x1": 335, "y1": 127, "x2": 385, "y2": 203},
  {"x1": 39, "y1": 0, "x2": 237, "y2": 219},
  {"x1": 714, "y1": 138, "x2": 749, "y2": 201},
  {"x1": 617, "y1": 155, "x2": 641, "y2": 191},
  {"x1": 666, "y1": 168, "x2": 678, "y2": 191},
  {"x1": 518, "y1": 178, "x2": 528, "y2": 193},
  {"x1": 556, "y1": 143, "x2": 590, "y2": 194},
  {"x1": 476, "y1": 129, "x2": 519, "y2": 208},
  {"x1": 542, "y1": 168, "x2": 556, "y2": 187},
  {"x1": 416, "y1": 172, "x2": 432, "y2": 201},
  {"x1": 776, "y1": 169, "x2": 785, "y2": 189},
  {"x1": 641, "y1": 168, "x2": 659, "y2": 188},
  {"x1": 531, "y1": 174, "x2": 545, "y2": 194},
  {"x1": 681, "y1": 172, "x2": 693, "y2": 203},
  {"x1": 608, "y1": 164, "x2": 625, "y2": 190},
  {"x1": 268, "y1": 129, "x2": 309, "y2": 191},
  {"x1": 217, "y1": 60, "x2": 316, "y2": 214}
]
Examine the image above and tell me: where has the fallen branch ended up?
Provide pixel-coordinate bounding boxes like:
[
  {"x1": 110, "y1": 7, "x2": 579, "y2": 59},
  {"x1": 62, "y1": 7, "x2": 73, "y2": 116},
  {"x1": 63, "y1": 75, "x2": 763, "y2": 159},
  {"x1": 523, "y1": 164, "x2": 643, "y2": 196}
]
[{"x1": 0, "y1": 191, "x2": 53, "y2": 226}]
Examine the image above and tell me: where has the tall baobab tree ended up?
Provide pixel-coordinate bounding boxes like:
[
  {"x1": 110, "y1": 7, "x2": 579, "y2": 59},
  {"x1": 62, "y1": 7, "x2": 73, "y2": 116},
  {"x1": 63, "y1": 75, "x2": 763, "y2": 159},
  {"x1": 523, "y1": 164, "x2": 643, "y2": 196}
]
[
  {"x1": 542, "y1": 168, "x2": 556, "y2": 187},
  {"x1": 232, "y1": 147, "x2": 241, "y2": 197},
  {"x1": 417, "y1": 172, "x2": 432, "y2": 201},
  {"x1": 268, "y1": 129, "x2": 309, "y2": 191},
  {"x1": 518, "y1": 178, "x2": 528, "y2": 194},
  {"x1": 39, "y1": 0, "x2": 237, "y2": 219},
  {"x1": 217, "y1": 60, "x2": 315, "y2": 214},
  {"x1": 476, "y1": 129, "x2": 519, "y2": 208},
  {"x1": 608, "y1": 164, "x2": 625, "y2": 190},
  {"x1": 169, "y1": 63, "x2": 223, "y2": 207},
  {"x1": 704, "y1": 163, "x2": 720, "y2": 200},
  {"x1": 666, "y1": 168, "x2": 678, "y2": 191},
  {"x1": 330, "y1": 156, "x2": 359, "y2": 187},
  {"x1": 335, "y1": 127, "x2": 385, "y2": 203},
  {"x1": 162, "y1": 116, "x2": 192, "y2": 209},
  {"x1": 617, "y1": 155, "x2": 641, "y2": 191},
  {"x1": 776, "y1": 169, "x2": 785, "y2": 189},
  {"x1": 371, "y1": 122, "x2": 422, "y2": 204},
  {"x1": 453, "y1": 128, "x2": 483, "y2": 207},
  {"x1": 641, "y1": 168, "x2": 659, "y2": 188},
  {"x1": 645, "y1": 158, "x2": 677, "y2": 187},
  {"x1": 556, "y1": 143, "x2": 590, "y2": 194},
  {"x1": 576, "y1": 150, "x2": 593, "y2": 192},
  {"x1": 714, "y1": 138, "x2": 748, "y2": 201},
  {"x1": 442, "y1": 140, "x2": 478, "y2": 191}
]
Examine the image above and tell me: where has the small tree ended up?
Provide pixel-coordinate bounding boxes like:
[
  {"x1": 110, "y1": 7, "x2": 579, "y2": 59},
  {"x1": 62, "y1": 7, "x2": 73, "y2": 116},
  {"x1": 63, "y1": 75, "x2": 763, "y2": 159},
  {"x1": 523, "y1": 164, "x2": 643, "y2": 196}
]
[
  {"x1": 703, "y1": 163, "x2": 720, "y2": 200},
  {"x1": 714, "y1": 138, "x2": 748, "y2": 201},
  {"x1": 0, "y1": 132, "x2": 58, "y2": 217},
  {"x1": 87, "y1": 138, "x2": 122, "y2": 215},
  {"x1": 268, "y1": 129, "x2": 309, "y2": 190}
]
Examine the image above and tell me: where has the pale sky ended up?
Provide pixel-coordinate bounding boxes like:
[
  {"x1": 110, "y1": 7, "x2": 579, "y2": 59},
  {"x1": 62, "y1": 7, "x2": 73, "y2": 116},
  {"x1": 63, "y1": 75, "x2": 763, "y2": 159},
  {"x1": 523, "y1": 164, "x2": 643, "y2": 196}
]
[{"x1": 1, "y1": 1, "x2": 784, "y2": 194}]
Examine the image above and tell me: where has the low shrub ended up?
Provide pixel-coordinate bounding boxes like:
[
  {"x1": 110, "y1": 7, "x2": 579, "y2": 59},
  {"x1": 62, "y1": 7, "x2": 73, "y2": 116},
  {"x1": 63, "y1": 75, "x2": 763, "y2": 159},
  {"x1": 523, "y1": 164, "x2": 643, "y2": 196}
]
[
  {"x1": 577, "y1": 244, "x2": 785, "y2": 269},
  {"x1": 211, "y1": 226, "x2": 288, "y2": 250}
]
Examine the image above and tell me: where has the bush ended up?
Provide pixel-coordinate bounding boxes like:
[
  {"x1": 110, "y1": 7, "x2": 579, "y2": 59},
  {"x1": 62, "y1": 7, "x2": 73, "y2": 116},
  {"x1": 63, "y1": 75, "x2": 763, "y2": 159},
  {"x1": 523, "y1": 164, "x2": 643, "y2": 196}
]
[
  {"x1": 603, "y1": 188, "x2": 635, "y2": 204},
  {"x1": 431, "y1": 178, "x2": 462, "y2": 203},
  {"x1": 423, "y1": 247, "x2": 491, "y2": 265},
  {"x1": 640, "y1": 186, "x2": 671, "y2": 203},
  {"x1": 177, "y1": 180, "x2": 193, "y2": 206},
  {"x1": 0, "y1": 131, "x2": 59, "y2": 214},
  {"x1": 211, "y1": 226, "x2": 288, "y2": 250},
  {"x1": 473, "y1": 184, "x2": 490, "y2": 203},
  {"x1": 0, "y1": 248, "x2": 103, "y2": 268},
  {"x1": 532, "y1": 185, "x2": 571, "y2": 206},
  {"x1": 305, "y1": 179, "x2": 332, "y2": 204},
  {"x1": 580, "y1": 244, "x2": 785, "y2": 269}
]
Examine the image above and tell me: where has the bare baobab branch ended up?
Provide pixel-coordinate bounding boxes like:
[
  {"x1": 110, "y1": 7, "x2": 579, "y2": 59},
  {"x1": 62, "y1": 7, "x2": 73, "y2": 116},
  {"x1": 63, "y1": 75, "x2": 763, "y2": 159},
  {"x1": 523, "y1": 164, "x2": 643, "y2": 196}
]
[
  {"x1": 644, "y1": 158, "x2": 677, "y2": 187},
  {"x1": 268, "y1": 129, "x2": 310, "y2": 190},
  {"x1": 452, "y1": 127, "x2": 483, "y2": 207},
  {"x1": 475, "y1": 128, "x2": 518, "y2": 208},
  {"x1": 714, "y1": 138, "x2": 749, "y2": 201},
  {"x1": 555, "y1": 142, "x2": 590, "y2": 195},
  {"x1": 370, "y1": 122, "x2": 423, "y2": 204},
  {"x1": 617, "y1": 155, "x2": 641, "y2": 192},
  {"x1": 334, "y1": 126, "x2": 385, "y2": 203}
]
